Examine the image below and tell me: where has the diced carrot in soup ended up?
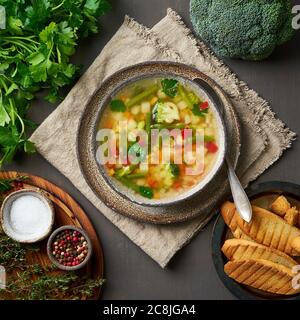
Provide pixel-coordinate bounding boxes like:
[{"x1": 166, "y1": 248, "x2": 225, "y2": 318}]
[{"x1": 98, "y1": 77, "x2": 219, "y2": 200}]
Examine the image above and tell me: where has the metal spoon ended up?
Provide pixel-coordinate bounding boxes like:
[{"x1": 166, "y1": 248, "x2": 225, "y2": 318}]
[
  {"x1": 192, "y1": 78, "x2": 252, "y2": 223},
  {"x1": 227, "y1": 159, "x2": 252, "y2": 223}
]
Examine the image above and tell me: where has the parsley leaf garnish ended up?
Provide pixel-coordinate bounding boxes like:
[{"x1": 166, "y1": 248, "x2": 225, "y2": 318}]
[{"x1": 161, "y1": 79, "x2": 179, "y2": 98}]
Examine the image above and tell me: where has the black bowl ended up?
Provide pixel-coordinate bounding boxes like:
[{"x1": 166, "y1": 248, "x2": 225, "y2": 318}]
[{"x1": 212, "y1": 181, "x2": 300, "y2": 300}]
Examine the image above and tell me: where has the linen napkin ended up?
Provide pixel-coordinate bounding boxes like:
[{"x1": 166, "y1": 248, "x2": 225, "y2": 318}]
[{"x1": 30, "y1": 9, "x2": 295, "y2": 267}]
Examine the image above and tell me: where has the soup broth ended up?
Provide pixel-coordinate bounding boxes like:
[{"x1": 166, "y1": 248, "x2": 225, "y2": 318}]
[{"x1": 98, "y1": 77, "x2": 220, "y2": 200}]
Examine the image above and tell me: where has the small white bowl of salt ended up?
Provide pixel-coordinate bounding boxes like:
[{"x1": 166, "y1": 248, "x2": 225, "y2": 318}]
[{"x1": 0, "y1": 189, "x2": 55, "y2": 243}]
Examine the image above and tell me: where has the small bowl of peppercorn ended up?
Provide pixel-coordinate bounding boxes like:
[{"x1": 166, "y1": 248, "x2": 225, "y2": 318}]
[{"x1": 47, "y1": 225, "x2": 92, "y2": 271}]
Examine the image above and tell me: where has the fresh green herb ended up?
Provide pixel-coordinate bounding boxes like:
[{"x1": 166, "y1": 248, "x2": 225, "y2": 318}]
[
  {"x1": 0, "y1": 0, "x2": 111, "y2": 167},
  {"x1": 192, "y1": 104, "x2": 209, "y2": 117},
  {"x1": 110, "y1": 99, "x2": 126, "y2": 112},
  {"x1": 0, "y1": 233, "x2": 105, "y2": 300},
  {"x1": 0, "y1": 235, "x2": 27, "y2": 270},
  {"x1": 169, "y1": 164, "x2": 180, "y2": 177},
  {"x1": 161, "y1": 79, "x2": 178, "y2": 98},
  {"x1": 0, "y1": 175, "x2": 28, "y2": 192}
]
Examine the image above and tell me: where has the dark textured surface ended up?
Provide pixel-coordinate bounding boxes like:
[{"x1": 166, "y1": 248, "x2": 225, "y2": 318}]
[{"x1": 4, "y1": 1, "x2": 300, "y2": 299}]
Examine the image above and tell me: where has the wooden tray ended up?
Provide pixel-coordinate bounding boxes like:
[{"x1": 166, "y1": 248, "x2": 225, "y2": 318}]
[
  {"x1": 0, "y1": 171, "x2": 104, "y2": 299},
  {"x1": 212, "y1": 181, "x2": 300, "y2": 300}
]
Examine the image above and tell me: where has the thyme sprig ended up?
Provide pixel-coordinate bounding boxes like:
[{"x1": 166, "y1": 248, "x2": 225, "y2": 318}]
[
  {"x1": 0, "y1": 175, "x2": 28, "y2": 192},
  {"x1": 0, "y1": 234, "x2": 104, "y2": 300},
  {"x1": 0, "y1": 176, "x2": 104, "y2": 299}
]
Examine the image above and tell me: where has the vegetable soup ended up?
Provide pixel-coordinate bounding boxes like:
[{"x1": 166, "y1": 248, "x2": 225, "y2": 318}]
[{"x1": 98, "y1": 78, "x2": 220, "y2": 200}]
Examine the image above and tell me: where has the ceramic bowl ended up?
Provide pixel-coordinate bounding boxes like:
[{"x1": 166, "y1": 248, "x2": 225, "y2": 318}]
[
  {"x1": 212, "y1": 181, "x2": 300, "y2": 300},
  {"x1": 47, "y1": 225, "x2": 93, "y2": 271},
  {"x1": 0, "y1": 189, "x2": 55, "y2": 243},
  {"x1": 78, "y1": 61, "x2": 227, "y2": 207}
]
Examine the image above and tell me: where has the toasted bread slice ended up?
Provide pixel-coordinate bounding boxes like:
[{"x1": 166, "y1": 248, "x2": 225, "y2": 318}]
[
  {"x1": 221, "y1": 202, "x2": 252, "y2": 240},
  {"x1": 270, "y1": 196, "x2": 291, "y2": 216},
  {"x1": 224, "y1": 259, "x2": 300, "y2": 295},
  {"x1": 285, "y1": 207, "x2": 299, "y2": 226},
  {"x1": 237, "y1": 205, "x2": 300, "y2": 255},
  {"x1": 222, "y1": 239, "x2": 297, "y2": 268},
  {"x1": 230, "y1": 203, "x2": 300, "y2": 256}
]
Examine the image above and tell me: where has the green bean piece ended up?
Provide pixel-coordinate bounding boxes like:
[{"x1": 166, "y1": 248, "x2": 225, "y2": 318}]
[
  {"x1": 125, "y1": 85, "x2": 158, "y2": 108},
  {"x1": 117, "y1": 177, "x2": 153, "y2": 199},
  {"x1": 178, "y1": 85, "x2": 193, "y2": 109},
  {"x1": 126, "y1": 173, "x2": 147, "y2": 179},
  {"x1": 151, "y1": 123, "x2": 187, "y2": 130}
]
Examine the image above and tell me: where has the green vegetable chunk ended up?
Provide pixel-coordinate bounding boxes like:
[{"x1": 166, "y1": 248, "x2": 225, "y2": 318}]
[
  {"x1": 204, "y1": 135, "x2": 215, "y2": 142},
  {"x1": 152, "y1": 101, "x2": 180, "y2": 124},
  {"x1": 190, "y1": 0, "x2": 295, "y2": 61},
  {"x1": 110, "y1": 99, "x2": 126, "y2": 112},
  {"x1": 161, "y1": 79, "x2": 178, "y2": 97},
  {"x1": 125, "y1": 85, "x2": 158, "y2": 108},
  {"x1": 117, "y1": 177, "x2": 154, "y2": 199},
  {"x1": 127, "y1": 173, "x2": 147, "y2": 179},
  {"x1": 168, "y1": 163, "x2": 180, "y2": 177},
  {"x1": 151, "y1": 123, "x2": 186, "y2": 130},
  {"x1": 191, "y1": 104, "x2": 208, "y2": 117},
  {"x1": 178, "y1": 85, "x2": 194, "y2": 109},
  {"x1": 138, "y1": 186, "x2": 154, "y2": 199},
  {"x1": 115, "y1": 165, "x2": 137, "y2": 178}
]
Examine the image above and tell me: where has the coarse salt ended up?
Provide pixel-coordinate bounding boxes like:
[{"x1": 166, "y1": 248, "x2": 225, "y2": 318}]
[{"x1": 10, "y1": 195, "x2": 52, "y2": 236}]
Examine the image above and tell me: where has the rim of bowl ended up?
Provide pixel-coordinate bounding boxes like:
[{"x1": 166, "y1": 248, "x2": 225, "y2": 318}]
[
  {"x1": 92, "y1": 62, "x2": 227, "y2": 207},
  {"x1": 0, "y1": 189, "x2": 55, "y2": 243},
  {"x1": 47, "y1": 225, "x2": 93, "y2": 271}
]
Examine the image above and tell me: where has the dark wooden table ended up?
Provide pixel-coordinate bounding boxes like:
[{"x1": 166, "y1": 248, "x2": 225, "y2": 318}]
[{"x1": 5, "y1": 1, "x2": 300, "y2": 299}]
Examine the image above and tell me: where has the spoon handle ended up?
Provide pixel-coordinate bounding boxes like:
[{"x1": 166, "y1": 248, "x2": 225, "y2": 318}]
[{"x1": 227, "y1": 162, "x2": 252, "y2": 223}]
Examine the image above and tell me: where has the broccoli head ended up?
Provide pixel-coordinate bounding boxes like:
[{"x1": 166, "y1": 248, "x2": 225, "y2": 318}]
[
  {"x1": 190, "y1": 0, "x2": 295, "y2": 61},
  {"x1": 152, "y1": 101, "x2": 180, "y2": 124}
]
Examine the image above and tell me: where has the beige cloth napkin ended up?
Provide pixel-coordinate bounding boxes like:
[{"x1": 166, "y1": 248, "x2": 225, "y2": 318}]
[{"x1": 30, "y1": 9, "x2": 295, "y2": 267}]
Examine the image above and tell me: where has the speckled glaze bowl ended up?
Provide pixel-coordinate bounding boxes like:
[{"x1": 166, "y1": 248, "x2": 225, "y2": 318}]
[
  {"x1": 0, "y1": 189, "x2": 55, "y2": 243},
  {"x1": 47, "y1": 225, "x2": 93, "y2": 271},
  {"x1": 77, "y1": 62, "x2": 241, "y2": 224}
]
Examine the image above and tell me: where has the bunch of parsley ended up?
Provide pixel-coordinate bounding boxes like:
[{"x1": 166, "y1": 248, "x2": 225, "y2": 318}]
[{"x1": 0, "y1": 0, "x2": 111, "y2": 166}]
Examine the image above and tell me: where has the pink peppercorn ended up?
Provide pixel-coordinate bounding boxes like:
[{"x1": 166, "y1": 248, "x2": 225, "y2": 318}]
[{"x1": 51, "y1": 229, "x2": 89, "y2": 268}]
